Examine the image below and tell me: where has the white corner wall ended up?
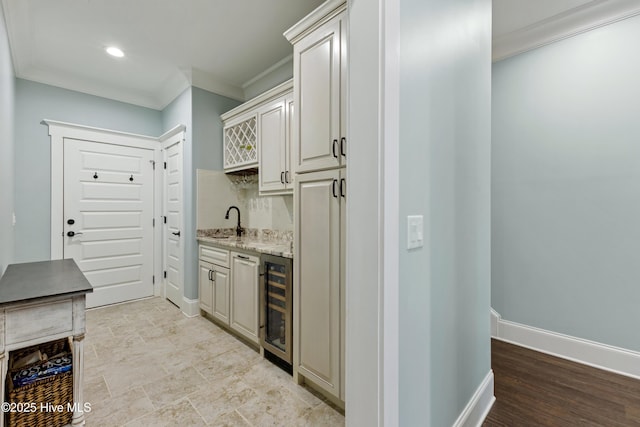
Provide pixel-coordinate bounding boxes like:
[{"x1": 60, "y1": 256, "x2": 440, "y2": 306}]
[{"x1": 398, "y1": 0, "x2": 493, "y2": 425}]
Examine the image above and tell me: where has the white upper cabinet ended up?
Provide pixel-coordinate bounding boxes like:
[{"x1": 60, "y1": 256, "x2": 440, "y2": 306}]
[
  {"x1": 221, "y1": 80, "x2": 293, "y2": 177},
  {"x1": 258, "y1": 92, "x2": 294, "y2": 194},
  {"x1": 287, "y1": 3, "x2": 347, "y2": 173}
]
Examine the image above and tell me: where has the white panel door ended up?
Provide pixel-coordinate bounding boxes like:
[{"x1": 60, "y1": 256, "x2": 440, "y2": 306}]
[
  {"x1": 63, "y1": 138, "x2": 154, "y2": 308},
  {"x1": 164, "y1": 141, "x2": 183, "y2": 308}
]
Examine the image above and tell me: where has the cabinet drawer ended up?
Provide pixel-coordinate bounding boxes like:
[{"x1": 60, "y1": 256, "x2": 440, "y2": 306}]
[
  {"x1": 199, "y1": 244, "x2": 230, "y2": 268},
  {"x1": 5, "y1": 299, "x2": 74, "y2": 345}
]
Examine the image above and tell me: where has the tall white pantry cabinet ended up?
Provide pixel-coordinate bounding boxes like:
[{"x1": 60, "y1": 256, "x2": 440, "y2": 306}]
[{"x1": 285, "y1": 0, "x2": 347, "y2": 405}]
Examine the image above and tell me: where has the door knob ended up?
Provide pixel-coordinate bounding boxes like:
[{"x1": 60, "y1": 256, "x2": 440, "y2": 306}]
[{"x1": 67, "y1": 231, "x2": 83, "y2": 237}]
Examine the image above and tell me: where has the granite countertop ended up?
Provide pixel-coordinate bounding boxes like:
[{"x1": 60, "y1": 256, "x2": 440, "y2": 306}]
[
  {"x1": 197, "y1": 228, "x2": 293, "y2": 259},
  {"x1": 0, "y1": 259, "x2": 93, "y2": 305}
]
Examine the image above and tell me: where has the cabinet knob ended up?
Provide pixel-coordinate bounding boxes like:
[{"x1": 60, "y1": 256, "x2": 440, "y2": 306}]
[
  {"x1": 281, "y1": 171, "x2": 285, "y2": 184},
  {"x1": 332, "y1": 139, "x2": 339, "y2": 158},
  {"x1": 340, "y1": 137, "x2": 346, "y2": 157},
  {"x1": 332, "y1": 179, "x2": 338, "y2": 198}
]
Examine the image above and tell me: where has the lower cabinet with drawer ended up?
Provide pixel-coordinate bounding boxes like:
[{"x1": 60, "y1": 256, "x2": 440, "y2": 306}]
[
  {"x1": 229, "y1": 251, "x2": 260, "y2": 344},
  {"x1": 198, "y1": 243, "x2": 259, "y2": 345}
]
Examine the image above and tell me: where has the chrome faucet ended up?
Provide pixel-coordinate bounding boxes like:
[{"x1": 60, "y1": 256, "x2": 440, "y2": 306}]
[{"x1": 225, "y1": 206, "x2": 244, "y2": 239}]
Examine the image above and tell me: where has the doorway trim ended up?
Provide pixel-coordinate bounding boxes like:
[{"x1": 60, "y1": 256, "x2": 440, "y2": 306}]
[
  {"x1": 45, "y1": 119, "x2": 185, "y2": 301},
  {"x1": 160, "y1": 128, "x2": 186, "y2": 310}
]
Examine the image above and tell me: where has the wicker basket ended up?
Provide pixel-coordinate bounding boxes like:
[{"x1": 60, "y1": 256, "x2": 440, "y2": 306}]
[{"x1": 5, "y1": 338, "x2": 73, "y2": 427}]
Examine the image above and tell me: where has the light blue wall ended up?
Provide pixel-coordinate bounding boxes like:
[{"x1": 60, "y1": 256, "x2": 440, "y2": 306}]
[
  {"x1": 0, "y1": 5, "x2": 15, "y2": 275},
  {"x1": 492, "y1": 15, "x2": 640, "y2": 352},
  {"x1": 399, "y1": 0, "x2": 492, "y2": 425},
  {"x1": 13, "y1": 79, "x2": 162, "y2": 263},
  {"x1": 192, "y1": 87, "x2": 240, "y2": 172}
]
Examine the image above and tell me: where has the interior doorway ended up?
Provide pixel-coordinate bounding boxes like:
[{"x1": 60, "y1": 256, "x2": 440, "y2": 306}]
[{"x1": 47, "y1": 121, "x2": 185, "y2": 310}]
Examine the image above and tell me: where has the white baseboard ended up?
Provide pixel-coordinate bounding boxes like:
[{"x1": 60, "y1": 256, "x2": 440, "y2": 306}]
[
  {"x1": 491, "y1": 308, "x2": 640, "y2": 380},
  {"x1": 453, "y1": 370, "x2": 495, "y2": 427},
  {"x1": 490, "y1": 308, "x2": 500, "y2": 337},
  {"x1": 182, "y1": 297, "x2": 200, "y2": 317}
]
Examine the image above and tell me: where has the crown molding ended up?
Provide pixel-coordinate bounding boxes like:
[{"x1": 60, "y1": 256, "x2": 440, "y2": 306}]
[
  {"x1": 191, "y1": 67, "x2": 245, "y2": 102},
  {"x1": 493, "y1": 0, "x2": 640, "y2": 62},
  {"x1": 284, "y1": 0, "x2": 346, "y2": 44},
  {"x1": 242, "y1": 54, "x2": 293, "y2": 90},
  {"x1": 221, "y1": 79, "x2": 292, "y2": 122},
  {"x1": 18, "y1": 66, "x2": 167, "y2": 110}
]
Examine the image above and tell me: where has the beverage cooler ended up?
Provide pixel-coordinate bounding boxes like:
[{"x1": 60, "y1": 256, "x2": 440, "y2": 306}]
[{"x1": 260, "y1": 254, "x2": 292, "y2": 367}]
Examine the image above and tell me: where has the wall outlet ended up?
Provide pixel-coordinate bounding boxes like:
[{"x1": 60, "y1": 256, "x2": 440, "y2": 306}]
[{"x1": 407, "y1": 215, "x2": 423, "y2": 249}]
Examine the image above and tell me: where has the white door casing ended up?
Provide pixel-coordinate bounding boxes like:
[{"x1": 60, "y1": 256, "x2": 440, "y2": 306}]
[
  {"x1": 163, "y1": 138, "x2": 184, "y2": 309},
  {"x1": 63, "y1": 138, "x2": 154, "y2": 308},
  {"x1": 48, "y1": 120, "x2": 186, "y2": 311}
]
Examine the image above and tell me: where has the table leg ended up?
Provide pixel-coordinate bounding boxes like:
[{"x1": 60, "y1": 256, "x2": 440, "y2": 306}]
[
  {"x1": 0, "y1": 351, "x2": 6, "y2": 427},
  {"x1": 71, "y1": 334, "x2": 85, "y2": 426}
]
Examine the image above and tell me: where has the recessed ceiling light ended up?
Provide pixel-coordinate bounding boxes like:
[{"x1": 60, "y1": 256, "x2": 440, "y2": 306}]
[{"x1": 106, "y1": 46, "x2": 124, "y2": 58}]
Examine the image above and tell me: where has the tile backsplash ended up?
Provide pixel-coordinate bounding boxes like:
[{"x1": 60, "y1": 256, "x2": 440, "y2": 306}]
[{"x1": 197, "y1": 169, "x2": 293, "y2": 231}]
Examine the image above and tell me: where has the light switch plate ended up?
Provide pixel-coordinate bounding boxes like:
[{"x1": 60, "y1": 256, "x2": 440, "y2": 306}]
[{"x1": 407, "y1": 215, "x2": 423, "y2": 249}]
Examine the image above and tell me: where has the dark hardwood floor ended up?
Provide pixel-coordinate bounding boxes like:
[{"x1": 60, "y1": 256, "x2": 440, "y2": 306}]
[{"x1": 484, "y1": 339, "x2": 640, "y2": 426}]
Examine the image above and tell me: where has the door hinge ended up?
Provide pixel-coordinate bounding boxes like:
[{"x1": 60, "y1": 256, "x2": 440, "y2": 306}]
[
  {"x1": 152, "y1": 275, "x2": 155, "y2": 284},
  {"x1": 164, "y1": 271, "x2": 167, "y2": 279},
  {"x1": 164, "y1": 162, "x2": 167, "y2": 169}
]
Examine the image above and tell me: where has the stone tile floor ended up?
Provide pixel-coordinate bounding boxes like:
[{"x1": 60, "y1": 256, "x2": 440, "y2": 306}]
[{"x1": 83, "y1": 297, "x2": 345, "y2": 426}]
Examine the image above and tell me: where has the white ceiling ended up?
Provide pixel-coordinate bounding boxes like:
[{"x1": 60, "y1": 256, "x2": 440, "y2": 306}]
[
  {"x1": 0, "y1": 0, "x2": 325, "y2": 109},
  {"x1": 2, "y1": 0, "x2": 640, "y2": 110}
]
